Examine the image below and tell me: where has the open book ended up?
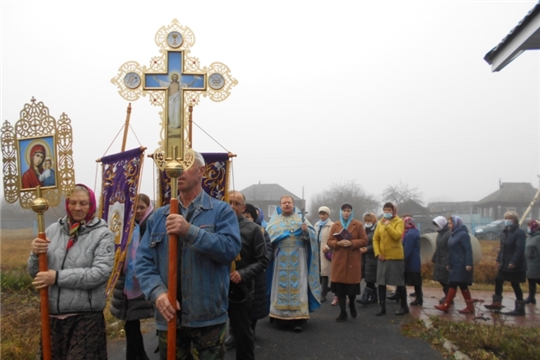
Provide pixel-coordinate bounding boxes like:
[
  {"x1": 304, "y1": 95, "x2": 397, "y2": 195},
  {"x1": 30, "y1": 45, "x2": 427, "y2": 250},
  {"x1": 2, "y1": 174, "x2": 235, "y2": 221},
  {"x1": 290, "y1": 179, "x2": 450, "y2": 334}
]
[{"x1": 333, "y1": 228, "x2": 352, "y2": 240}]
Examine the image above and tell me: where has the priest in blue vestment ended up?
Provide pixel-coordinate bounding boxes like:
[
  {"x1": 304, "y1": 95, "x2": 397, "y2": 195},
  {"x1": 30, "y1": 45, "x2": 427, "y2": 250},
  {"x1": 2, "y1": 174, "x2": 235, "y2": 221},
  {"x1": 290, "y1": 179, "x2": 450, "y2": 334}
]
[{"x1": 266, "y1": 195, "x2": 321, "y2": 332}]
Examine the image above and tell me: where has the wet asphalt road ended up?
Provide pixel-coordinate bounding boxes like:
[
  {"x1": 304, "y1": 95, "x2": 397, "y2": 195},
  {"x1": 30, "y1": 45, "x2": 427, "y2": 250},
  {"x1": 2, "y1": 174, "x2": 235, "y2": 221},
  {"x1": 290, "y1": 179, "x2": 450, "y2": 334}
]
[{"x1": 108, "y1": 299, "x2": 443, "y2": 360}]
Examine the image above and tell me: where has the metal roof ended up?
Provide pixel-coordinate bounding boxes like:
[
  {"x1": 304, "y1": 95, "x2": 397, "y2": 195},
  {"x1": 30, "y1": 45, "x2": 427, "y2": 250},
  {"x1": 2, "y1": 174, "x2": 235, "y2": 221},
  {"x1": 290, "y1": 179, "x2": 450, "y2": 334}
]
[
  {"x1": 475, "y1": 182, "x2": 538, "y2": 205},
  {"x1": 484, "y1": 1, "x2": 540, "y2": 71},
  {"x1": 240, "y1": 183, "x2": 302, "y2": 202}
]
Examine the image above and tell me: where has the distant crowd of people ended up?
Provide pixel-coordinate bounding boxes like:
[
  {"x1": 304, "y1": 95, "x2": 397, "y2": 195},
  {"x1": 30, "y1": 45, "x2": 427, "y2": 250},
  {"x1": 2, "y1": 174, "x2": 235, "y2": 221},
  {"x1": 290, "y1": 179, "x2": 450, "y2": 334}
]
[{"x1": 28, "y1": 151, "x2": 540, "y2": 359}]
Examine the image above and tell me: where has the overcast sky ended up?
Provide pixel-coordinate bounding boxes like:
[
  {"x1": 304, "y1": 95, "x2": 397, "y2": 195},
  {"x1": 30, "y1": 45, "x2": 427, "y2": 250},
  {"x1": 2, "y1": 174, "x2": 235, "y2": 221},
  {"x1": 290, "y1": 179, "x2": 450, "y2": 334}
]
[{"x1": 2, "y1": 0, "x2": 539, "y2": 209}]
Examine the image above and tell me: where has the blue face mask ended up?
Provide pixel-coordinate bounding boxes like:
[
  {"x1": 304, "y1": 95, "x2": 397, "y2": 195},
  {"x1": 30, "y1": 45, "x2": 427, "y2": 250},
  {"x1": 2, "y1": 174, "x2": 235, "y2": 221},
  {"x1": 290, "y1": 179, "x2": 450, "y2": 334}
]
[
  {"x1": 383, "y1": 213, "x2": 393, "y2": 219},
  {"x1": 504, "y1": 219, "x2": 514, "y2": 227},
  {"x1": 528, "y1": 228, "x2": 532, "y2": 234}
]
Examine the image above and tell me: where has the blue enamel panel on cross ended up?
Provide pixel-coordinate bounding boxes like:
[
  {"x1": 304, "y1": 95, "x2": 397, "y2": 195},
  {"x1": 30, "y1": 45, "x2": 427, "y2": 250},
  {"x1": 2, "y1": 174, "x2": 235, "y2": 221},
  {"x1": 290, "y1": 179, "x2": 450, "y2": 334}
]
[{"x1": 144, "y1": 52, "x2": 204, "y2": 90}]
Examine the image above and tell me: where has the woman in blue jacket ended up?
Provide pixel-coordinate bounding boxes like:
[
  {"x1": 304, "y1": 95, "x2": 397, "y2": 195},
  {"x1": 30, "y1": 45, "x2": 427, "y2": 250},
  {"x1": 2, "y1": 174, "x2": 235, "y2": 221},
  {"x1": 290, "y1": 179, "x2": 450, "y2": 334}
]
[
  {"x1": 435, "y1": 216, "x2": 475, "y2": 314},
  {"x1": 403, "y1": 217, "x2": 422, "y2": 306}
]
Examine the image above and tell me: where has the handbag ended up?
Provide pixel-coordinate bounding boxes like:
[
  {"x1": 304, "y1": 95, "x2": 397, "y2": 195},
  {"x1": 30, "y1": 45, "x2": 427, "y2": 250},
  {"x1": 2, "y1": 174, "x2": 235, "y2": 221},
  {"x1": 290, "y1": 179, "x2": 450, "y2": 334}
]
[{"x1": 324, "y1": 249, "x2": 333, "y2": 261}]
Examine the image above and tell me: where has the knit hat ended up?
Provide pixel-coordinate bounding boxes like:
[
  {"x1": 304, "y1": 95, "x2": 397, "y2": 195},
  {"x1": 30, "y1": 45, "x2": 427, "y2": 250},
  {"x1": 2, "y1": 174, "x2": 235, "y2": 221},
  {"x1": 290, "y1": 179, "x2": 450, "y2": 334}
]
[{"x1": 318, "y1": 206, "x2": 331, "y2": 215}]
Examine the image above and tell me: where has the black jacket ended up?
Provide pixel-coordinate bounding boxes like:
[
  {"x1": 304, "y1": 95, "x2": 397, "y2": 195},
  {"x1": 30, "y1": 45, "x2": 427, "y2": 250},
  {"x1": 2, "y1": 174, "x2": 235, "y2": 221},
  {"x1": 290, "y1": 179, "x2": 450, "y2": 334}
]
[
  {"x1": 497, "y1": 223, "x2": 527, "y2": 273},
  {"x1": 229, "y1": 216, "x2": 268, "y2": 304},
  {"x1": 432, "y1": 224, "x2": 451, "y2": 283}
]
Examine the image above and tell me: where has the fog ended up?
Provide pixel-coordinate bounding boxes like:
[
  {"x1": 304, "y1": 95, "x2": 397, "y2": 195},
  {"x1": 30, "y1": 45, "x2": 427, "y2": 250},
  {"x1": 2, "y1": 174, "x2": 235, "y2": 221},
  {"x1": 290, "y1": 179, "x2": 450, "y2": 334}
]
[{"x1": 1, "y1": 1, "x2": 539, "y2": 209}]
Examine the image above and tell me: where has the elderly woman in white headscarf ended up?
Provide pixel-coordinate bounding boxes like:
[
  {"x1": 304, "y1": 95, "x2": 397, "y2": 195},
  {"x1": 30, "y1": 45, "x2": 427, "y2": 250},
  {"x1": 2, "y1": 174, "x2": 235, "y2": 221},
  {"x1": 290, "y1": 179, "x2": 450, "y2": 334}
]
[
  {"x1": 431, "y1": 216, "x2": 452, "y2": 304},
  {"x1": 315, "y1": 206, "x2": 335, "y2": 303}
]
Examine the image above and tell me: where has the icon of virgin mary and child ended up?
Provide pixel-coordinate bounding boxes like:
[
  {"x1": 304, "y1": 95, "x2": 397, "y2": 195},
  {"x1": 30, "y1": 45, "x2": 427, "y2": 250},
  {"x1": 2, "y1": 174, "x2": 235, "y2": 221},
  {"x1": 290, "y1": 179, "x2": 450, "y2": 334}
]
[{"x1": 21, "y1": 144, "x2": 56, "y2": 189}]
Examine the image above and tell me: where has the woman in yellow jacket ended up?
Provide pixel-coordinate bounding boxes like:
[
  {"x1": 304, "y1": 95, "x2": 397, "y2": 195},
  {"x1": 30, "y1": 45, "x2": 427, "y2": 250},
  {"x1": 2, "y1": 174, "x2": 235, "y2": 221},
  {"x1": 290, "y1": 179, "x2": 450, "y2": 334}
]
[{"x1": 372, "y1": 202, "x2": 406, "y2": 316}]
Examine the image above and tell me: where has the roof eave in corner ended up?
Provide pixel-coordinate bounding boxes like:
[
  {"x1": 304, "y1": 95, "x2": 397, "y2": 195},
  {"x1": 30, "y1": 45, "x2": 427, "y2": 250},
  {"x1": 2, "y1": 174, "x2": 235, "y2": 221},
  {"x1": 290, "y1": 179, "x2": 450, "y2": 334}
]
[{"x1": 484, "y1": 4, "x2": 540, "y2": 72}]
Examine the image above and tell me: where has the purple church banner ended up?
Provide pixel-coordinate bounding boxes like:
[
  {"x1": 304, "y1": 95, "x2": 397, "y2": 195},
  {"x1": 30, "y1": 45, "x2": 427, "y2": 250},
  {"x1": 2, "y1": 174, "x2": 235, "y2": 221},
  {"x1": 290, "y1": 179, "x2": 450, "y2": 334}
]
[
  {"x1": 99, "y1": 147, "x2": 145, "y2": 296},
  {"x1": 158, "y1": 152, "x2": 230, "y2": 206}
]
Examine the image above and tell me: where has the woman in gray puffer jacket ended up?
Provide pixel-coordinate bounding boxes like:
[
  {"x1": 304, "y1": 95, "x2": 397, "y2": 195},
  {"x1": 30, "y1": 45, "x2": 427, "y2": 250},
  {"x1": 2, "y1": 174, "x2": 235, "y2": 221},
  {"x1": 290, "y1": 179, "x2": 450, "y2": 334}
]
[{"x1": 28, "y1": 184, "x2": 114, "y2": 360}]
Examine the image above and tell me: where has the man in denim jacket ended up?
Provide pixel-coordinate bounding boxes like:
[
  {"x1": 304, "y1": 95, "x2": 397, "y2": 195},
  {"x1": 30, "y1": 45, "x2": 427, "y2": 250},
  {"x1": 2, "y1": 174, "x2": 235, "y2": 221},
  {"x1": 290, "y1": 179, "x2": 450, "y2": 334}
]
[{"x1": 136, "y1": 151, "x2": 241, "y2": 359}]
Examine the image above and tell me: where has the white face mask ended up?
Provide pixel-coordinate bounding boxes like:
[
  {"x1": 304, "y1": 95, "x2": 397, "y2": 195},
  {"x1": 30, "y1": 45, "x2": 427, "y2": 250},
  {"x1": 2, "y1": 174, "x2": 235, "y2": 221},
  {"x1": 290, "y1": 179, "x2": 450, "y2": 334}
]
[{"x1": 364, "y1": 222, "x2": 373, "y2": 228}]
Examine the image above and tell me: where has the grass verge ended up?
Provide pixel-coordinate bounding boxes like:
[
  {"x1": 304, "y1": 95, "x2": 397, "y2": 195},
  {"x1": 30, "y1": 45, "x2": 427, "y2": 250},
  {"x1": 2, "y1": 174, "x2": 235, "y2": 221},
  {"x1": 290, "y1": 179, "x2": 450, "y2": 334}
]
[{"x1": 402, "y1": 314, "x2": 540, "y2": 359}]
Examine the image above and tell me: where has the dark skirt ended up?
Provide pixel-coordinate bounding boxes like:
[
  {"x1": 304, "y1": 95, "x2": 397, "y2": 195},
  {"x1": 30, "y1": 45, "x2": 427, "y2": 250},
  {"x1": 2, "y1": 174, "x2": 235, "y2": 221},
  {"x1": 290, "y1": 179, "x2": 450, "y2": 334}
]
[
  {"x1": 331, "y1": 282, "x2": 360, "y2": 297},
  {"x1": 496, "y1": 270, "x2": 526, "y2": 283},
  {"x1": 37, "y1": 312, "x2": 107, "y2": 360},
  {"x1": 405, "y1": 272, "x2": 422, "y2": 286},
  {"x1": 376, "y1": 259, "x2": 405, "y2": 286}
]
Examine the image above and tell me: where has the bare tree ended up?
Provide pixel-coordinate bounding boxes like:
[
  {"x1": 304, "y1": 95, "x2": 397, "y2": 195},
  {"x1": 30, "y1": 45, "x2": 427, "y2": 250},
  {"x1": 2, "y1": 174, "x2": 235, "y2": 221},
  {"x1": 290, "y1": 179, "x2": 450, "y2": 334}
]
[
  {"x1": 382, "y1": 181, "x2": 423, "y2": 205},
  {"x1": 309, "y1": 180, "x2": 379, "y2": 223}
]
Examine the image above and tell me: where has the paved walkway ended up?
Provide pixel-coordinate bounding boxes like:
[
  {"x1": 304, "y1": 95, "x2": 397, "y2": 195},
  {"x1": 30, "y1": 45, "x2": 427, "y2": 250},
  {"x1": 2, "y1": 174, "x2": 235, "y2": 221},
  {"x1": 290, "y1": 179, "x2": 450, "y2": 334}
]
[
  {"x1": 108, "y1": 288, "x2": 539, "y2": 359},
  {"x1": 408, "y1": 287, "x2": 540, "y2": 327}
]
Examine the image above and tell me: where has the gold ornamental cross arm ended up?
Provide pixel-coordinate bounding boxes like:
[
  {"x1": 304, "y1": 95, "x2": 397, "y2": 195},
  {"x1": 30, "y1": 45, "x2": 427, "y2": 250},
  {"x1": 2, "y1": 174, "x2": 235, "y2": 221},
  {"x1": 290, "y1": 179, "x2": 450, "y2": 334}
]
[{"x1": 110, "y1": 19, "x2": 238, "y2": 170}]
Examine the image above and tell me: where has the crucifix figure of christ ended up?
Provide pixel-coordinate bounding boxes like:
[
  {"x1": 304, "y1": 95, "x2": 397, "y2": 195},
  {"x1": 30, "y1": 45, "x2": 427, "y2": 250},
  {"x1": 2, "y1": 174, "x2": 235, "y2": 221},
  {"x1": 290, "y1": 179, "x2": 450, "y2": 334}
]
[
  {"x1": 300, "y1": 207, "x2": 308, "y2": 223},
  {"x1": 144, "y1": 51, "x2": 206, "y2": 159}
]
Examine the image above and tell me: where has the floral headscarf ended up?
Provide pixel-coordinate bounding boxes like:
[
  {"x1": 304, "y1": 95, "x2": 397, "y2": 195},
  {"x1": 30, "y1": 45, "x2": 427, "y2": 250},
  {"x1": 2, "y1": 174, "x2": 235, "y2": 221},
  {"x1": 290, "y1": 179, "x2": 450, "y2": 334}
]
[
  {"x1": 528, "y1": 219, "x2": 540, "y2": 234},
  {"x1": 402, "y1": 216, "x2": 417, "y2": 239}
]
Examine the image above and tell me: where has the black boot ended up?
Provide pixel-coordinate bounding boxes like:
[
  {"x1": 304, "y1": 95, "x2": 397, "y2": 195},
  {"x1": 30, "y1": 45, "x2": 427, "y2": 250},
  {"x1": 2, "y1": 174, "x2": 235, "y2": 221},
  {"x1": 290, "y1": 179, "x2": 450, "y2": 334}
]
[
  {"x1": 484, "y1": 294, "x2": 504, "y2": 310},
  {"x1": 369, "y1": 285, "x2": 378, "y2": 304},
  {"x1": 336, "y1": 295, "x2": 348, "y2": 321},
  {"x1": 524, "y1": 279, "x2": 537, "y2": 304},
  {"x1": 356, "y1": 287, "x2": 373, "y2": 306},
  {"x1": 504, "y1": 300, "x2": 526, "y2": 316},
  {"x1": 375, "y1": 285, "x2": 386, "y2": 316},
  {"x1": 349, "y1": 296, "x2": 357, "y2": 318},
  {"x1": 410, "y1": 285, "x2": 423, "y2": 306},
  {"x1": 224, "y1": 334, "x2": 235, "y2": 349},
  {"x1": 320, "y1": 277, "x2": 329, "y2": 302},
  {"x1": 395, "y1": 286, "x2": 410, "y2": 316}
]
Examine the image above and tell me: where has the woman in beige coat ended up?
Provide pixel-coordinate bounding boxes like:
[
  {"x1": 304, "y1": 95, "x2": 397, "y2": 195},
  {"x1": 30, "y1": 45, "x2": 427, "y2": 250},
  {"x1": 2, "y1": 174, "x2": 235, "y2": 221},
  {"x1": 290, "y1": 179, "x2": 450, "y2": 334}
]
[
  {"x1": 315, "y1": 206, "x2": 336, "y2": 304},
  {"x1": 327, "y1": 203, "x2": 368, "y2": 321}
]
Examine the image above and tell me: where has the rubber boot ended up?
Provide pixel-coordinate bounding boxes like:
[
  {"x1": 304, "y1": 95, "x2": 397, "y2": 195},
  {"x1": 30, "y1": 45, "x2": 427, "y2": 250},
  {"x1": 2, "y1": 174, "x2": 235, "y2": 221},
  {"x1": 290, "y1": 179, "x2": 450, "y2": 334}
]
[
  {"x1": 336, "y1": 296, "x2": 348, "y2": 321},
  {"x1": 484, "y1": 294, "x2": 503, "y2": 310},
  {"x1": 356, "y1": 287, "x2": 372, "y2": 306},
  {"x1": 435, "y1": 287, "x2": 457, "y2": 313},
  {"x1": 320, "y1": 277, "x2": 329, "y2": 302},
  {"x1": 504, "y1": 300, "x2": 526, "y2": 316},
  {"x1": 458, "y1": 288, "x2": 475, "y2": 314},
  {"x1": 375, "y1": 285, "x2": 386, "y2": 316},
  {"x1": 395, "y1": 286, "x2": 410, "y2": 316},
  {"x1": 524, "y1": 279, "x2": 537, "y2": 304},
  {"x1": 410, "y1": 285, "x2": 423, "y2": 306}
]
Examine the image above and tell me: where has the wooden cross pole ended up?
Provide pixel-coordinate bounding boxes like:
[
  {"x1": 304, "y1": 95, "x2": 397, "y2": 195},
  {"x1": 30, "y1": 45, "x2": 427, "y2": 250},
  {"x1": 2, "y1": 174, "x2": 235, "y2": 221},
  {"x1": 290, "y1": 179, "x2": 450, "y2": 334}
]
[
  {"x1": 141, "y1": 38, "x2": 206, "y2": 360},
  {"x1": 111, "y1": 20, "x2": 238, "y2": 359}
]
